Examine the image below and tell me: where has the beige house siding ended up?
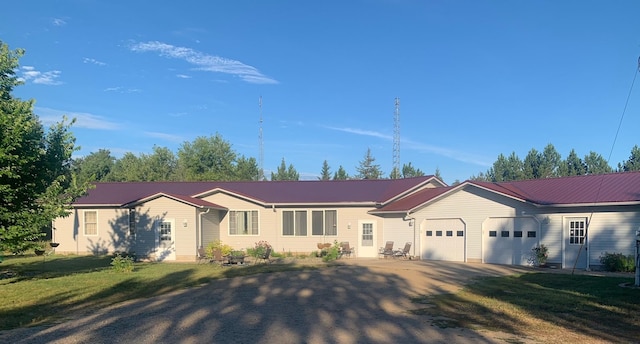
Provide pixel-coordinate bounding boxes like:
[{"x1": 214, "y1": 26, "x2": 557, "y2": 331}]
[
  {"x1": 53, "y1": 207, "x2": 132, "y2": 255},
  {"x1": 199, "y1": 209, "x2": 220, "y2": 248},
  {"x1": 382, "y1": 216, "x2": 416, "y2": 256}
]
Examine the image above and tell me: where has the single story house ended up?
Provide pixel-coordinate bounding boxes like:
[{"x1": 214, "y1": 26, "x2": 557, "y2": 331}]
[{"x1": 53, "y1": 171, "x2": 640, "y2": 269}]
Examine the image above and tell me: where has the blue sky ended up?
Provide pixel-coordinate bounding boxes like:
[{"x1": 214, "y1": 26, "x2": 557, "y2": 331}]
[{"x1": 2, "y1": 1, "x2": 639, "y2": 183}]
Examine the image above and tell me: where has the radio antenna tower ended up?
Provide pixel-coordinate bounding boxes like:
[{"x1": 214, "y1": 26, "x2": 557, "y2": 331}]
[
  {"x1": 392, "y1": 97, "x2": 401, "y2": 178},
  {"x1": 259, "y1": 96, "x2": 264, "y2": 180}
]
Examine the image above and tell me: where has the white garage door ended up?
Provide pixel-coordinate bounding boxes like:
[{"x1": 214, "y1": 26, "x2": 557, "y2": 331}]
[
  {"x1": 483, "y1": 217, "x2": 538, "y2": 265},
  {"x1": 422, "y1": 218, "x2": 465, "y2": 262}
]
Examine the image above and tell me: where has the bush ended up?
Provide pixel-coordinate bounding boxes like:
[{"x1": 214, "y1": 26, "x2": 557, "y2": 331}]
[
  {"x1": 206, "y1": 240, "x2": 233, "y2": 258},
  {"x1": 111, "y1": 254, "x2": 134, "y2": 273},
  {"x1": 322, "y1": 241, "x2": 340, "y2": 262},
  {"x1": 528, "y1": 244, "x2": 548, "y2": 267},
  {"x1": 251, "y1": 240, "x2": 272, "y2": 258},
  {"x1": 599, "y1": 252, "x2": 635, "y2": 272}
]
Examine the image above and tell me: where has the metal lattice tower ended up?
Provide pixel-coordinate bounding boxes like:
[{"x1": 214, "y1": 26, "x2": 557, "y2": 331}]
[
  {"x1": 393, "y1": 97, "x2": 400, "y2": 178},
  {"x1": 259, "y1": 96, "x2": 264, "y2": 180}
]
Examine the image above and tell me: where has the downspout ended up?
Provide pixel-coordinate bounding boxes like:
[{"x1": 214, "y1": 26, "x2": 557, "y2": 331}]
[
  {"x1": 406, "y1": 211, "x2": 416, "y2": 258},
  {"x1": 198, "y1": 208, "x2": 211, "y2": 250}
]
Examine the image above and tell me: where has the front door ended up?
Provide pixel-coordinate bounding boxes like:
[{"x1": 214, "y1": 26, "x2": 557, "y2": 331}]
[
  {"x1": 564, "y1": 217, "x2": 587, "y2": 269},
  {"x1": 358, "y1": 221, "x2": 377, "y2": 257},
  {"x1": 157, "y1": 218, "x2": 176, "y2": 261}
]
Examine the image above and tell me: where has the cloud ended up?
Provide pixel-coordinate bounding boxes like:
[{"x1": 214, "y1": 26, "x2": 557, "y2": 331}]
[
  {"x1": 83, "y1": 57, "x2": 106, "y2": 66},
  {"x1": 129, "y1": 41, "x2": 278, "y2": 84},
  {"x1": 144, "y1": 131, "x2": 183, "y2": 143},
  {"x1": 176, "y1": 74, "x2": 191, "y2": 79},
  {"x1": 52, "y1": 18, "x2": 67, "y2": 26},
  {"x1": 35, "y1": 107, "x2": 121, "y2": 130},
  {"x1": 323, "y1": 126, "x2": 392, "y2": 140},
  {"x1": 20, "y1": 66, "x2": 63, "y2": 85},
  {"x1": 104, "y1": 86, "x2": 141, "y2": 93},
  {"x1": 324, "y1": 125, "x2": 490, "y2": 167}
]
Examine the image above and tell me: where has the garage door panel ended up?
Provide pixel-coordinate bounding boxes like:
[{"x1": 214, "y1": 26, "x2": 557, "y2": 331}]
[
  {"x1": 423, "y1": 219, "x2": 465, "y2": 262},
  {"x1": 483, "y1": 218, "x2": 538, "y2": 266}
]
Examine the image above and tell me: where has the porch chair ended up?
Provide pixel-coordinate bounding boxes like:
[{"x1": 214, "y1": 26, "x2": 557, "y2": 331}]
[
  {"x1": 212, "y1": 248, "x2": 229, "y2": 265},
  {"x1": 380, "y1": 241, "x2": 395, "y2": 259},
  {"x1": 255, "y1": 247, "x2": 272, "y2": 264},
  {"x1": 197, "y1": 247, "x2": 211, "y2": 264},
  {"x1": 394, "y1": 242, "x2": 412, "y2": 259},
  {"x1": 339, "y1": 242, "x2": 354, "y2": 258}
]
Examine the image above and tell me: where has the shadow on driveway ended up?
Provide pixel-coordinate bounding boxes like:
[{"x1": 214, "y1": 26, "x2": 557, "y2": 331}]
[{"x1": 0, "y1": 260, "x2": 532, "y2": 344}]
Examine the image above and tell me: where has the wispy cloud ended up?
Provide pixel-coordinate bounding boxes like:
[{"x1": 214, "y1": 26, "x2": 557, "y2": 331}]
[
  {"x1": 104, "y1": 86, "x2": 141, "y2": 93},
  {"x1": 20, "y1": 66, "x2": 63, "y2": 85},
  {"x1": 52, "y1": 18, "x2": 67, "y2": 26},
  {"x1": 176, "y1": 74, "x2": 191, "y2": 79},
  {"x1": 129, "y1": 41, "x2": 278, "y2": 84},
  {"x1": 35, "y1": 107, "x2": 121, "y2": 130},
  {"x1": 83, "y1": 57, "x2": 106, "y2": 66},
  {"x1": 144, "y1": 131, "x2": 183, "y2": 143},
  {"x1": 324, "y1": 125, "x2": 490, "y2": 167},
  {"x1": 324, "y1": 126, "x2": 392, "y2": 140}
]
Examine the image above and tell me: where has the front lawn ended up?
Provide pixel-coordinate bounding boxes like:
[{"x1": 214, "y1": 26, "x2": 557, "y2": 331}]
[
  {"x1": 411, "y1": 272, "x2": 639, "y2": 343},
  {"x1": 0, "y1": 254, "x2": 319, "y2": 330}
]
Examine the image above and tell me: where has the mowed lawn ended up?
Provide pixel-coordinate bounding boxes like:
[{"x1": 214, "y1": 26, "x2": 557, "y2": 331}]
[{"x1": 1, "y1": 255, "x2": 638, "y2": 342}]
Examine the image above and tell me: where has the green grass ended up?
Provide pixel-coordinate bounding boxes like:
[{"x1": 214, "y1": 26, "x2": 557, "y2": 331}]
[
  {"x1": 410, "y1": 273, "x2": 640, "y2": 343},
  {"x1": 0, "y1": 254, "x2": 320, "y2": 330}
]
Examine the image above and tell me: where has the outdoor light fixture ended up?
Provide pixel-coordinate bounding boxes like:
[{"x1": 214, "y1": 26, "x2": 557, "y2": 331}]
[{"x1": 183, "y1": 219, "x2": 188, "y2": 227}]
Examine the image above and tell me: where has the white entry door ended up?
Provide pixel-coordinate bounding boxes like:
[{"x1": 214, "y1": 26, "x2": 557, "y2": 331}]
[
  {"x1": 157, "y1": 218, "x2": 176, "y2": 261},
  {"x1": 358, "y1": 221, "x2": 377, "y2": 257}
]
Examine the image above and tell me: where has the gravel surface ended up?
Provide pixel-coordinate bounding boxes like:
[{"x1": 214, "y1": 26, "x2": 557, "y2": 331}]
[{"x1": 0, "y1": 259, "x2": 535, "y2": 344}]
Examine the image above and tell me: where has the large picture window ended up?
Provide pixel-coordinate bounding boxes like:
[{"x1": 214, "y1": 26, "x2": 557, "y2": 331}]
[
  {"x1": 84, "y1": 211, "x2": 98, "y2": 236},
  {"x1": 283, "y1": 210, "x2": 307, "y2": 236},
  {"x1": 229, "y1": 210, "x2": 259, "y2": 235},
  {"x1": 311, "y1": 210, "x2": 337, "y2": 236}
]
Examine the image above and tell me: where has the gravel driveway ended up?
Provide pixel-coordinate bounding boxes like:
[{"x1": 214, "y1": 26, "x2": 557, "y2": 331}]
[{"x1": 0, "y1": 259, "x2": 532, "y2": 344}]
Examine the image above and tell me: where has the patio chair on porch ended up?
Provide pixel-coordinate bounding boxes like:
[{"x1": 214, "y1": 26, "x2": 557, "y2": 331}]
[
  {"x1": 339, "y1": 242, "x2": 354, "y2": 258},
  {"x1": 379, "y1": 241, "x2": 395, "y2": 258},
  {"x1": 197, "y1": 247, "x2": 211, "y2": 264},
  {"x1": 212, "y1": 248, "x2": 229, "y2": 265},
  {"x1": 393, "y1": 242, "x2": 412, "y2": 259}
]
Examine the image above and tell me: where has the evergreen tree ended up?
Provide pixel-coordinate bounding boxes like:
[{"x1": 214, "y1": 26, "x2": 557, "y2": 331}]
[
  {"x1": 355, "y1": 148, "x2": 383, "y2": 179},
  {"x1": 560, "y1": 149, "x2": 586, "y2": 176},
  {"x1": 271, "y1": 158, "x2": 299, "y2": 181},
  {"x1": 618, "y1": 145, "x2": 640, "y2": 172},
  {"x1": 584, "y1": 151, "x2": 612, "y2": 175},
  {"x1": 319, "y1": 160, "x2": 331, "y2": 180},
  {"x1": 401, "y1": 162, "x2": 425, "y2": 178},
  {"x1": 333, "y1": 165, "x2": 349, "y2": 180}
]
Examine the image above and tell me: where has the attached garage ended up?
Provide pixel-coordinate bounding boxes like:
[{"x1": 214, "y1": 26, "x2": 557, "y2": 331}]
[
  {"x1": 482, "y1": 217, "x2": 539, "y2": 265},
  {"x1": 421, "y1": 218, "x2": 465, "y2": 261}
]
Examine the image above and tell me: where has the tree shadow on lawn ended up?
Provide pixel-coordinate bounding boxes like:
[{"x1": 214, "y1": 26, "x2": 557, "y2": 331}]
[
  {"x1": 411, "y1": 272, "x2": 639, "y2": 343},
  {"x1": 0, "y1": 255, "x2": 113, "y2": 283},
  {"x1": 0, "y1": 263, "x2": 522, "y2": 344}
]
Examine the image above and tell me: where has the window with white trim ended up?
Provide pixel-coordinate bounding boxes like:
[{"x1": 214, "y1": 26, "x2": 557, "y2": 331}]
[
  {"x1": 311, "y1": 210, "x2": 337, "y2": 236},
  {"x1": 569, "y1": 220, "x2": 585, "y2": 245},
  {"x1": 229, "y1": 210, "x2": 259, "y2": 235},
  {"x1": 84, "y1": 211, "x2": 98, "y2": 236},
  {"x1": 283, "y1": 210, "x2": 307, "y2": 236}
]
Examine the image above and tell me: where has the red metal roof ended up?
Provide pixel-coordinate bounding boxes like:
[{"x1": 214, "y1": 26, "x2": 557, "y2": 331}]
[
  {"x1": 73, "y1": 176, "x2": 435, "y2": 207},
  {"x1": 471, "y1": 171, "x2": 640, "y2": 206},
  {"x1": 373, "y1": 171, "x2": 640, "y2": 213}
]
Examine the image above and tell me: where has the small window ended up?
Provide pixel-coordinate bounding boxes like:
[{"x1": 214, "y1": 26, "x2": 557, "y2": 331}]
[
  {"x1": 84, "y1": 211, "x2": 98, "y2": 236},
  {"x1": 527, "y1": 231, "x2": 536, "y2": 238},
  {"x1": 489, "y1": 231, "x2": 497, "y2": 237},
  {"x1": 501, "y1": 231, "x2": 510, "y2": 238},
  {"x1": 436, "y1": 231, "x2": 442, "y2": 237},
  {"x1": 426, "y1": 231, "x2": 433, "y2": 236},
  {"x1": 514, "y1": 231, "x2": 522, "y2": 238},
  {"x1": 129, "y1": 209, "x2": 136, "y2": 236},
  {"x1": 457, "y1": 231, "x2": 464, "y2": 237},
  {"x1": 446, "y1": 230, "x2": 453, "y2": 237}
]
